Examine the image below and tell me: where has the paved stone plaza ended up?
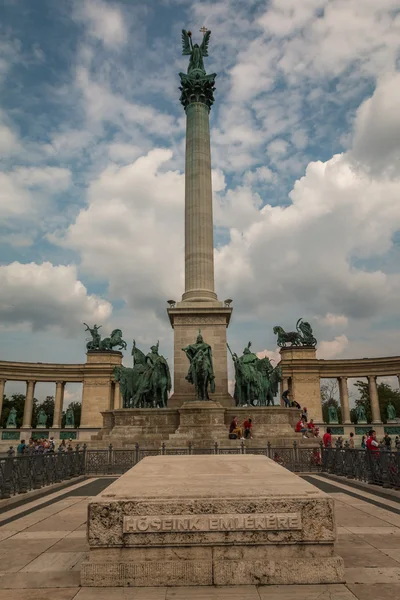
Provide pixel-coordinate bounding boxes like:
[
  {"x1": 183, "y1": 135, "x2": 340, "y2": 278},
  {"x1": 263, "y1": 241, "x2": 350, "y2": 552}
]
[{"x1": 0, "y1": 475, "x2": 399, "y2": 598}]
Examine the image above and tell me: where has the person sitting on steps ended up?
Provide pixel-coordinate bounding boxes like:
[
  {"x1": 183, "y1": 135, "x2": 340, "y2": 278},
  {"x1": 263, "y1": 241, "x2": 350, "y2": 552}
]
[{"x1": 229, "y1": 416, "x2": 244, "y2": 440}]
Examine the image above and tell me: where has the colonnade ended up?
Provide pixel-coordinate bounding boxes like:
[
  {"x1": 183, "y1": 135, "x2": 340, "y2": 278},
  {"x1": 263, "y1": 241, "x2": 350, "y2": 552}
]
[
  {"x1": 0, "y1": 379, "x2": 67, "y2": 428},
  {"x1": 0, "y1": 377, "x2": 123, "y2": 429},
  {"x1": 281, "y1": 374, "x2": 400, "y2": 424}
]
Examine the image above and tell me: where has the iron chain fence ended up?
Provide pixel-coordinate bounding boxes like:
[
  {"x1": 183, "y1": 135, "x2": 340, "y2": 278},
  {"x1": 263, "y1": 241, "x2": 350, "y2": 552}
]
[{"x1": 1, "y1": 443, "x2": 399, "y2": 499}]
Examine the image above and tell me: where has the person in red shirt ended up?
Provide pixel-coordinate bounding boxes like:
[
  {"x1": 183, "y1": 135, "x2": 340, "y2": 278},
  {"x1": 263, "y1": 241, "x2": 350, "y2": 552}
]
[
  {"x1": 243, "y1": 418, "x2": 253, "y2": 439},
  {"x1": 323, "y1": 427, "x2": 332, "y2": 448},
  {"x1": 295, "y1": 417, "x2": 308, "y2": 436},
  {"x1": 366, "y1": 429, "x2": 380, "y2": 454}
]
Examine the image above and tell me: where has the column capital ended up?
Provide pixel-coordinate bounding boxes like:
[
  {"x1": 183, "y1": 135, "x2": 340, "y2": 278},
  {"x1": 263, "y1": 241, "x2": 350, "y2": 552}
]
[
  {"x1": 55, "y1": 380, "x2": 65, "y2": 386},
  {"x1": 337, "y1": 376, "x2": 347, "y2": 382},
  {"x1": 367, "y1": 374, "x2": 377, "y2": 381},
  {"x1": 179, "y1": 73, "x2": 216, "y2": 111}
]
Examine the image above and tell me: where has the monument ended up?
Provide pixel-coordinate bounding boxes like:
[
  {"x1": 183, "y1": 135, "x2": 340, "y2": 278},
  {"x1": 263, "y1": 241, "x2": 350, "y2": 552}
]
[
  {"x1": 82, "y1": 454, "x2": 344, "y2": 587},
  {"x1": 167, "y1": 28, "x2": 233, "y2": 408}
]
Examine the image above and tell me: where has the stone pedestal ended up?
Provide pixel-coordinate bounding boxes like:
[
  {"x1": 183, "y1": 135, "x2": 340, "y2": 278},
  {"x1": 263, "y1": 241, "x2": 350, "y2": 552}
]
[
  {"x1": 81, "y1": 351, "x2": 122, "y2": 428},
  {"x1": 94, "y1": 408, "x2": 179, "y2": 446},
  {"x1": 167, "y1": 303, "x2": 234, "y2": 407},
  {"x1": 280, "y1": 347, "x2": 322, "y2": 422},
  {"x1": 82, "y1": 455, "x2": 344, "y2": 587},
  {"x1": 167, "y1": 401, "x2": 228, "y2": 446}
]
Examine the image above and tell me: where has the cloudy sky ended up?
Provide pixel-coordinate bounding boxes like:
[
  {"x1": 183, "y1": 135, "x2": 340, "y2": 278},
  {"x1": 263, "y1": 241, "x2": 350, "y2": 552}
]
[{"x1": 1, "y1": 0, "x2": 400, "y2": 401}]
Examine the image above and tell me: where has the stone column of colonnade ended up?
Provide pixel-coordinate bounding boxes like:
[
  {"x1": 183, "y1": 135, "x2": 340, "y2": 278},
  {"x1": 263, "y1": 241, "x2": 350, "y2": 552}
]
[
  {"x1": 368, "y1": 375, "x2": 381, "y2": 423},
  {"x1": 338, "y1": 377, "x2": 351, "y2": 424},
  {"x1": 52, "y1": 381, "x2": 65, "y2": 428},
  {"x1": 0, "y1": 379, "x2": 5, "y2": 423},
  {"x1": 22, "y1": 380, "x2": 36, "y2": 428},
  {"x1": 182, "y1": 101, "x2": 217, "y2": 303}
]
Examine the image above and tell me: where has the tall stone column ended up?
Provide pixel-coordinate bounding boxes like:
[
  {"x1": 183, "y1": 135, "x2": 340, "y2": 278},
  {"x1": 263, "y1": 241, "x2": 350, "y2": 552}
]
[
  {"x1": 52, "y1": 381, "x2": 65, "y2": 428},
  {"x1": 167, "y1": 32, "x2": 233, "y2": 407},
  {"x1": 182, "y1": 101, "x2": 216, "y2": 302},
  {"x1": 0, "y1": 379, "x2": 5, "y2": 424},
  {"x1": 368, "y1": 375, "x2": 381, "y2": 424},
  {"x1": 338, "y1": 377, "x2": 351, "y2": 424},
  {"x1": 22, "y1": 380, "x2": 36, "y2": 429},
  {"x1": 397, "y1": 374, "x2": 400, "y2": 390}
]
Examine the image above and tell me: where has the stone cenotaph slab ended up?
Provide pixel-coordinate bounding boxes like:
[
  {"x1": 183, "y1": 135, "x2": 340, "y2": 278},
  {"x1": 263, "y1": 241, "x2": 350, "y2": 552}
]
[{"x1": 81, "y1": 455, "x2": 344, "y2": 587}]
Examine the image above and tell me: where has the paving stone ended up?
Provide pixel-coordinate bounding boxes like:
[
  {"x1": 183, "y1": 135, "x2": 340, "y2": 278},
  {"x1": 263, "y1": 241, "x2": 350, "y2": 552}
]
[
  {"x1": 0, "y1": 588, "x2": 79, "y2": 600},
  {"x1": 379, "y1": 548, "x2": 400, "y2": 563},
  {"x1": 76, "y1": 589, "x2": 167, "y2": 600},
  {"x1": 257, "y1": 585, "x2": 356, "y2": 599},
  {"x1": 0, "y1": 571, "x2": 81, "y2": 588},
  {"x1": 21, "y1": 551, "x2": 85, "y2": 572},
  {"x1": 357, "y1": 534, "x2": 400, "y2": 549},
  {"x1": 334, "y1": 545, "x2": 399, "y2": 568},
  {"x1": 345, "y1": 567, "x2": 400, "y2": 584},
  {"x1": 51, "y1": 538, "x2": 89, "y2": 552},
  {"x1": 166, "y1": 587, "x2": 260, "y2": 599},
  {"x1": 346, "y1": 583, "x2": 400, "y2": 599}
]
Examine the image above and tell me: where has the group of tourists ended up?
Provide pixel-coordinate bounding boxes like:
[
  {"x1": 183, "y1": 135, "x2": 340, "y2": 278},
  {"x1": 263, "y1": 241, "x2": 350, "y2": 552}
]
[
  {"x1": 295, "y1": 413, "x2": 320, "y2": 439},
  {"x1": 322, "y1": 428, "x2": 400, "y2": 450},
  {"x1": 8, "y1": 437, "x2": 75, "y2": 456},
  {"x1": 229, "y1": 416, "x2": 253, "y2": 440}
]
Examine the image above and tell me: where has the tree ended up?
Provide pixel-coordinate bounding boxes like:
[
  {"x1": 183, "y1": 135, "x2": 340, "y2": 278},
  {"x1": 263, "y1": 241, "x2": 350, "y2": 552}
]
[
  {"x1": 321, "y1": 380, "x2": 342, "y2": 423},
  {"x1": 61, "y1": 401, "x2": 81, "y2": 428},
  {"x1": 352, "y1": 380, "x2": 400, "y2": 424}
]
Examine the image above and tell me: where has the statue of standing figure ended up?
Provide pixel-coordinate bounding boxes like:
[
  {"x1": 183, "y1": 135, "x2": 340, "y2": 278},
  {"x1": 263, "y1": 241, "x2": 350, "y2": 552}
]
[
  {"x1": 328, "y1": 405, "x2": 339, "y2": 424},
  {"x1": 36, "y1": 408, "x2": 48, "y2": 428},
  {"x1": 387, "y1": 402, "x2": 397, "y2": 421},
  {"x1": 228, "y1": 343, "x2": 282, "y2": 407},
  {"x1": 6, "y1": 407, "x2": 17, "y2": 428},
  {"x1": 182, "y1": 330, "x2": 215, "y2": 400},
  {"x1": 356, "y1": 404, "x2": 367, "y2": 424},
  {"x1": 65, "y1": 407, "x2": 75, "y2": 428}
]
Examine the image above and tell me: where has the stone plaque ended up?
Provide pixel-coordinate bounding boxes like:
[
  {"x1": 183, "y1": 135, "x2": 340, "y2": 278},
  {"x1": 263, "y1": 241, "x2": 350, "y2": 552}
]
[{"x1": 123, "y1": 512, "x2": 301, "y2": 534}]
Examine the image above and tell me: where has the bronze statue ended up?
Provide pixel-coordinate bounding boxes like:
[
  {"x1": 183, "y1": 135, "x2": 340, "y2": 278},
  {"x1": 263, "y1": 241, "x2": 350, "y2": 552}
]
[
  {"x1": 183, "y1": 330, "x2": 215, "y2": 400},
  {"x1": 114, "y1": 340, "x2": 171, "y2": 408},
  {"x1": 6, "y1": 407, "x2": 17, "y2": 428},
  {"x1": 228, "y1": 343, "x2": 282, "y2": 407},
  {"x1": 179, "y1": 28, "x2": 216, "y2": 110},
  {"x1": 273, "y1": 318, "x2": 317, "y2": 348}
]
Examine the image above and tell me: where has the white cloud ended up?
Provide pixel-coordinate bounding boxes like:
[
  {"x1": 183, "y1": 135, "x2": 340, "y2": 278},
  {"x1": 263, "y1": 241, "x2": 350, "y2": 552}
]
[
  {"x1": 56, "y1": 149, "x2": 185, "y2": 314},
  {"x1": 0, "y1": 262, "x2": 112, "y2": 332},
  {"x1": 214, "y1": 76, "x2": 400, "y2": 325},
  {"x1": 267, "y1": 139, "x2": 289, "y2": 158},
  {"x1": 73, "y1": 0, "x2": 128, "y2": 48},
  {"x1": 317, "y1": 334, "x2": 349, "y2": 359},
  {"x1": 0, "y1": 123, "x2": 20, "y2": 156},
  {"x1": 317, "y1": 313, "x2": 349, "y2": 328},
  {"x1": 0, "y1": 166, "x2": 72, "y2": 219}
]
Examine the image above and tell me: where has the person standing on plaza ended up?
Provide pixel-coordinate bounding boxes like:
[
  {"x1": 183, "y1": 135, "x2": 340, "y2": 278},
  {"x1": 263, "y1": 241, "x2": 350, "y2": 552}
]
[
  {"x1": 323, "y1": 428, "x2": 332, "y2": 448},
  {"x1": 17, "y1": 439, "x2": 26, "y2": 455},
  {"x1": 366, "y1": 430, "x2": 379, "y2": 453},
  {"x1": 348, "y1": 432, "x2": 355, "y2": 448}
]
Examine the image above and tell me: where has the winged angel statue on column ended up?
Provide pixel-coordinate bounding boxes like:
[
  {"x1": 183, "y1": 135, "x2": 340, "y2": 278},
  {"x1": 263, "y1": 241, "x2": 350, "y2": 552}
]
[
  {"x1": 181, "y1": 28, "x2": 211, "y2": 75},
  {"x1": 179, "y1": 28, "x2": 216, "y2": 110}
]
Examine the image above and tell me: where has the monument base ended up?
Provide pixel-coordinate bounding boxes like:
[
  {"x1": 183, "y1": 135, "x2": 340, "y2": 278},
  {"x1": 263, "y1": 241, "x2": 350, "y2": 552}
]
[{"x1": 82, "y1": 455, "x2": 344, "y2": 587}]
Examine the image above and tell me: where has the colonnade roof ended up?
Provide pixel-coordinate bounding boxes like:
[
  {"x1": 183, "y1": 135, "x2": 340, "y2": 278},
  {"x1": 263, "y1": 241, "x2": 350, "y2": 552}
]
[
  {"x1": 0, "y1": 360, "x2": 85, "y2": 382},
  {"x1": 280, "y1": 355, "x2": 400, "y2": 378}
]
